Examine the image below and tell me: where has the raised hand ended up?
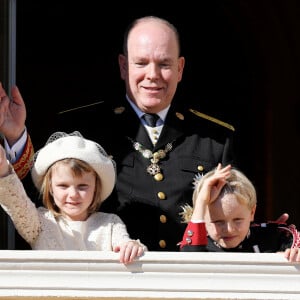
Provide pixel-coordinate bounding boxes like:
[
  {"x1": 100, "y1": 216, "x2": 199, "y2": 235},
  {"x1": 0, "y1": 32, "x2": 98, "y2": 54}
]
[
  {"x1": 0, "y1": 82, "x2": 26, "y2": 146},
  {"x1": 191, "y1": 163, "x2": 231, "y2": 220}
]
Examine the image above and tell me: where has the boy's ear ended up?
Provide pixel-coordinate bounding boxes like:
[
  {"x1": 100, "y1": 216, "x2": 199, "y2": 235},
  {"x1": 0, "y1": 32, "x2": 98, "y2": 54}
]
[{"x1": 250, "y1": 205, "x2": 257, "y2": 221}]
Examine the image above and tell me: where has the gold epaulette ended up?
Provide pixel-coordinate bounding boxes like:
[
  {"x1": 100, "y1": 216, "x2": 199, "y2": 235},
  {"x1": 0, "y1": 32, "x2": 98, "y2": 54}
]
[
  {"x1": 189, "y1": 109, "x2": 235, "y2": 131},
  {"x1": 13, "y1": 134, "x2": 35, "y2": 180}
]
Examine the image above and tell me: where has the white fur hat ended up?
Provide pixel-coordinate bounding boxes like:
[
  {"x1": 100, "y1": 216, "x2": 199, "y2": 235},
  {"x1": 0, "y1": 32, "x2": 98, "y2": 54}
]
[{"x1": 31, "y1": 131, "x2": 116, "y2": 202}]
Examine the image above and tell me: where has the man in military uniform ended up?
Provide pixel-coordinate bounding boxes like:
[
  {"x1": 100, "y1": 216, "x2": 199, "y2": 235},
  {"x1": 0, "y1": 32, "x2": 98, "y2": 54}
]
[{"x1": 55, "y1": 16, "x2": 236, "y2": 251}]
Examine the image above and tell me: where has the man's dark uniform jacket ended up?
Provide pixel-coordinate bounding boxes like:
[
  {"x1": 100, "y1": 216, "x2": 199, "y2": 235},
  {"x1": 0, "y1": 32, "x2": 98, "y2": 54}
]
[{"x1": 34, "y1": 97, "x2": 236, "y2": 251}]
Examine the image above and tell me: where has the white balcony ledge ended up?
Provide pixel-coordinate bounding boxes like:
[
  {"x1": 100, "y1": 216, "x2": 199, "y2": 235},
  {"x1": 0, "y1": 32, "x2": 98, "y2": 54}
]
[{"x1": 0, "y1": 250, "x2": 299, "y2": 300}]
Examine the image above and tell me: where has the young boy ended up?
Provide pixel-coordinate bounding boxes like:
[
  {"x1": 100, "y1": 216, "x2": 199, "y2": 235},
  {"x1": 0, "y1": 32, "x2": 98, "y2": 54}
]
[{"x1": 179, "y1": 164, "x2": 300, "y2": 262}]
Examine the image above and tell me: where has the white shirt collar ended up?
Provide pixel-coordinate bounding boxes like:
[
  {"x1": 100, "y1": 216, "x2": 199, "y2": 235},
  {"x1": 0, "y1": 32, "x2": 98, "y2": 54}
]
[{"x1": 125, "y1": 94, "x2": 170, "y2": 123}]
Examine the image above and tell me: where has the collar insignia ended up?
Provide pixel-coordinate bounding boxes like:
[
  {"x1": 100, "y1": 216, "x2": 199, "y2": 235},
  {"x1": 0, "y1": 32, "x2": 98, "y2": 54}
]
[
  {"x1": 176, "y1": 112, "x2": 184, "y2": 120},
  {"x1": 114, "y1": 106, "x2": 125, "y2": 114}
]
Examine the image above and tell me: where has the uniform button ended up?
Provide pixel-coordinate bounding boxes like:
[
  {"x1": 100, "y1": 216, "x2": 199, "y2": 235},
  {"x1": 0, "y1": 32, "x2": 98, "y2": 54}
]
[
  {"x1": 197, "y1": 165, "x2": 204, "y2": 172},
  {"x1": 185, "y1": 237, "x2": 192, "y2": 244},
  {"x1": 159, "y1": 240, "x2": 166, "y2": 248},
  {"x1": 160, "y1": 215, "x2": 167, "y2": 223},
  {"x1": 154, "y1": 173, "x2": 164, "y2": 181},
  {"x1": 187, "y1": 230, "x2": 194, "y2": 237},
  {"x1": 157, "y1": 192, "x2": 166, "y2": 200}
]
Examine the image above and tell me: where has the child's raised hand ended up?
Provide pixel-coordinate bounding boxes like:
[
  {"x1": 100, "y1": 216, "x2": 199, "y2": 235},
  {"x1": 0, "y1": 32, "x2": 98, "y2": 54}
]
[
  {"x1": 113, "y1": 240, "x2": 146, "y2": 264},
  {"x1": 192, "y1": 164, "x2": 231, "y2": 221},
  {"x1": 208, "y1": 163, "x2": 232, "y2": 204},
  {"x1": 0, "y1": 144, "x2": 10, "y2": 177}
]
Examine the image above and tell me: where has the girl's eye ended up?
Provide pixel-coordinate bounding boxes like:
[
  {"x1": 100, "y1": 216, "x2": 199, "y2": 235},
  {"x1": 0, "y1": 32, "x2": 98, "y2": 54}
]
[
  {"x1": 57, "y1": 184, "x2": 68, "y2": 188},
  {"x1": 77, "y1": 185, "x2": 89, "y2": 191}
]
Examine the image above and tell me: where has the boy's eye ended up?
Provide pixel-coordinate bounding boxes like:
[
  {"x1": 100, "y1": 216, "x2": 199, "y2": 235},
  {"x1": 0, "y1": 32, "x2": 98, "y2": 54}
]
[
  {"x1": 234, "y1": 219, "x2": 244, "y2": 225},
  {"x1": 213, "y1": 221, "x2": 225, "y2": 226}
]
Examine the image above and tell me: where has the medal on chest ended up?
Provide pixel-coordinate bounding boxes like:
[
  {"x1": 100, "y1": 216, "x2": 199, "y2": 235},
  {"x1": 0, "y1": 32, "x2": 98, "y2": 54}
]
[{"x1": 128, "y1": 137, "x2": 173, "y2": 179}]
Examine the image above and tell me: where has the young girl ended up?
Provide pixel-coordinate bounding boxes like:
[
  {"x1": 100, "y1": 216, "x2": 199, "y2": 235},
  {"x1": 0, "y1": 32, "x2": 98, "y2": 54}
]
[
  {"x1": 179, "y1": 164, "x2": 300, "y2": 262},
  {"x1": 0, "y1": 131, "x2": 146, "y2": 264}
]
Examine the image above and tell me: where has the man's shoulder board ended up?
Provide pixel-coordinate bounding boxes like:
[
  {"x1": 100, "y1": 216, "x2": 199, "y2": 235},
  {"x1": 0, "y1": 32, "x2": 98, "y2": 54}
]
[{"x1": 189, "y1": 109, "x2": 235, "y2": 131}]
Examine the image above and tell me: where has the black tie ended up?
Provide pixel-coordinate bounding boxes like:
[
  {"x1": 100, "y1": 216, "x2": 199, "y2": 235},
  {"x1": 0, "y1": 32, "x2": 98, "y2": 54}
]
[{"x1": 143, "y1": 113, "x2": 159, "y2": 127}]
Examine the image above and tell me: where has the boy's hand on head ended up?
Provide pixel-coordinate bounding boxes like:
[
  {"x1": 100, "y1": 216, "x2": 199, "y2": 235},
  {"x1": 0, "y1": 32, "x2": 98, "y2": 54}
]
[
  {"x1": 0, "y1": 145, "x2": 10, "y2": 177},
  {"x1": 192, "y1": 164, "x2": 232, "y2": 220},
  {"x1": 208, "y1": 164, "x2": 232, "y2": 204}
]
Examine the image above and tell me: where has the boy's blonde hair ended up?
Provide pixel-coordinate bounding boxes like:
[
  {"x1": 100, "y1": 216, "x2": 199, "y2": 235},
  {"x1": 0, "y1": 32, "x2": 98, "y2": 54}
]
[{"x1": 181, "y1": 167, "x2": 257, "y2": 223}]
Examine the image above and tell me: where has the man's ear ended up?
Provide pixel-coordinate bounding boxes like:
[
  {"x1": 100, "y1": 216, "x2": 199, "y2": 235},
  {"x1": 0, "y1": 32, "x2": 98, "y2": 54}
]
[{"x1": 177, "y1": 56, "x2": 185, "y2": 82}]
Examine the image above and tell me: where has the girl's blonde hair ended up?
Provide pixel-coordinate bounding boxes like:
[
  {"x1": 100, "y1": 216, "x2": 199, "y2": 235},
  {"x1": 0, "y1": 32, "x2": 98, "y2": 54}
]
[{"x1": 40, "y1": 158, "x2": 102, "y2": 217}]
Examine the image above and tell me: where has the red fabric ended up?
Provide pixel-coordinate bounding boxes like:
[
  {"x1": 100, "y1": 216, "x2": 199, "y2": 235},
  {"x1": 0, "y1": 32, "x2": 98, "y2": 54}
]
[{"x1": 180, "y1": 222, "x2": 207, "y2": 248}]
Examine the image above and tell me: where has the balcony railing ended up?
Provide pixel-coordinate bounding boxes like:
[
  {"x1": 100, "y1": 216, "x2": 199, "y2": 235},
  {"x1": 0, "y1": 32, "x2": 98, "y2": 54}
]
[{"x1": 0, "y1": 250, "x2": 299, "y2": 299}]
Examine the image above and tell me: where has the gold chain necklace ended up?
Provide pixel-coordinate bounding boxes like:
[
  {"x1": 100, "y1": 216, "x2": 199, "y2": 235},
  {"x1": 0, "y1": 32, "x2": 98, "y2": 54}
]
[{"x1": 128, "y1": 137, "x2": 173, "y2": 176}]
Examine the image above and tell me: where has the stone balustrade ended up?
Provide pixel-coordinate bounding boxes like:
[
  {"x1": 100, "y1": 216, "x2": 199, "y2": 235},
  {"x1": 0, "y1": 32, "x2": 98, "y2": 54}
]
[{"x1": 0, "y1": 250, "x2": 299, "y2": 299}]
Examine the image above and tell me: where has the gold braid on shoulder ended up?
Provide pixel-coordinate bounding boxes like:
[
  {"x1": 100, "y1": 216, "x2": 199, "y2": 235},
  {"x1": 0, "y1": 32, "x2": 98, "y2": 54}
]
[{"x1": 189, "y1": 109, "x2": 235, "y2": 131}]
